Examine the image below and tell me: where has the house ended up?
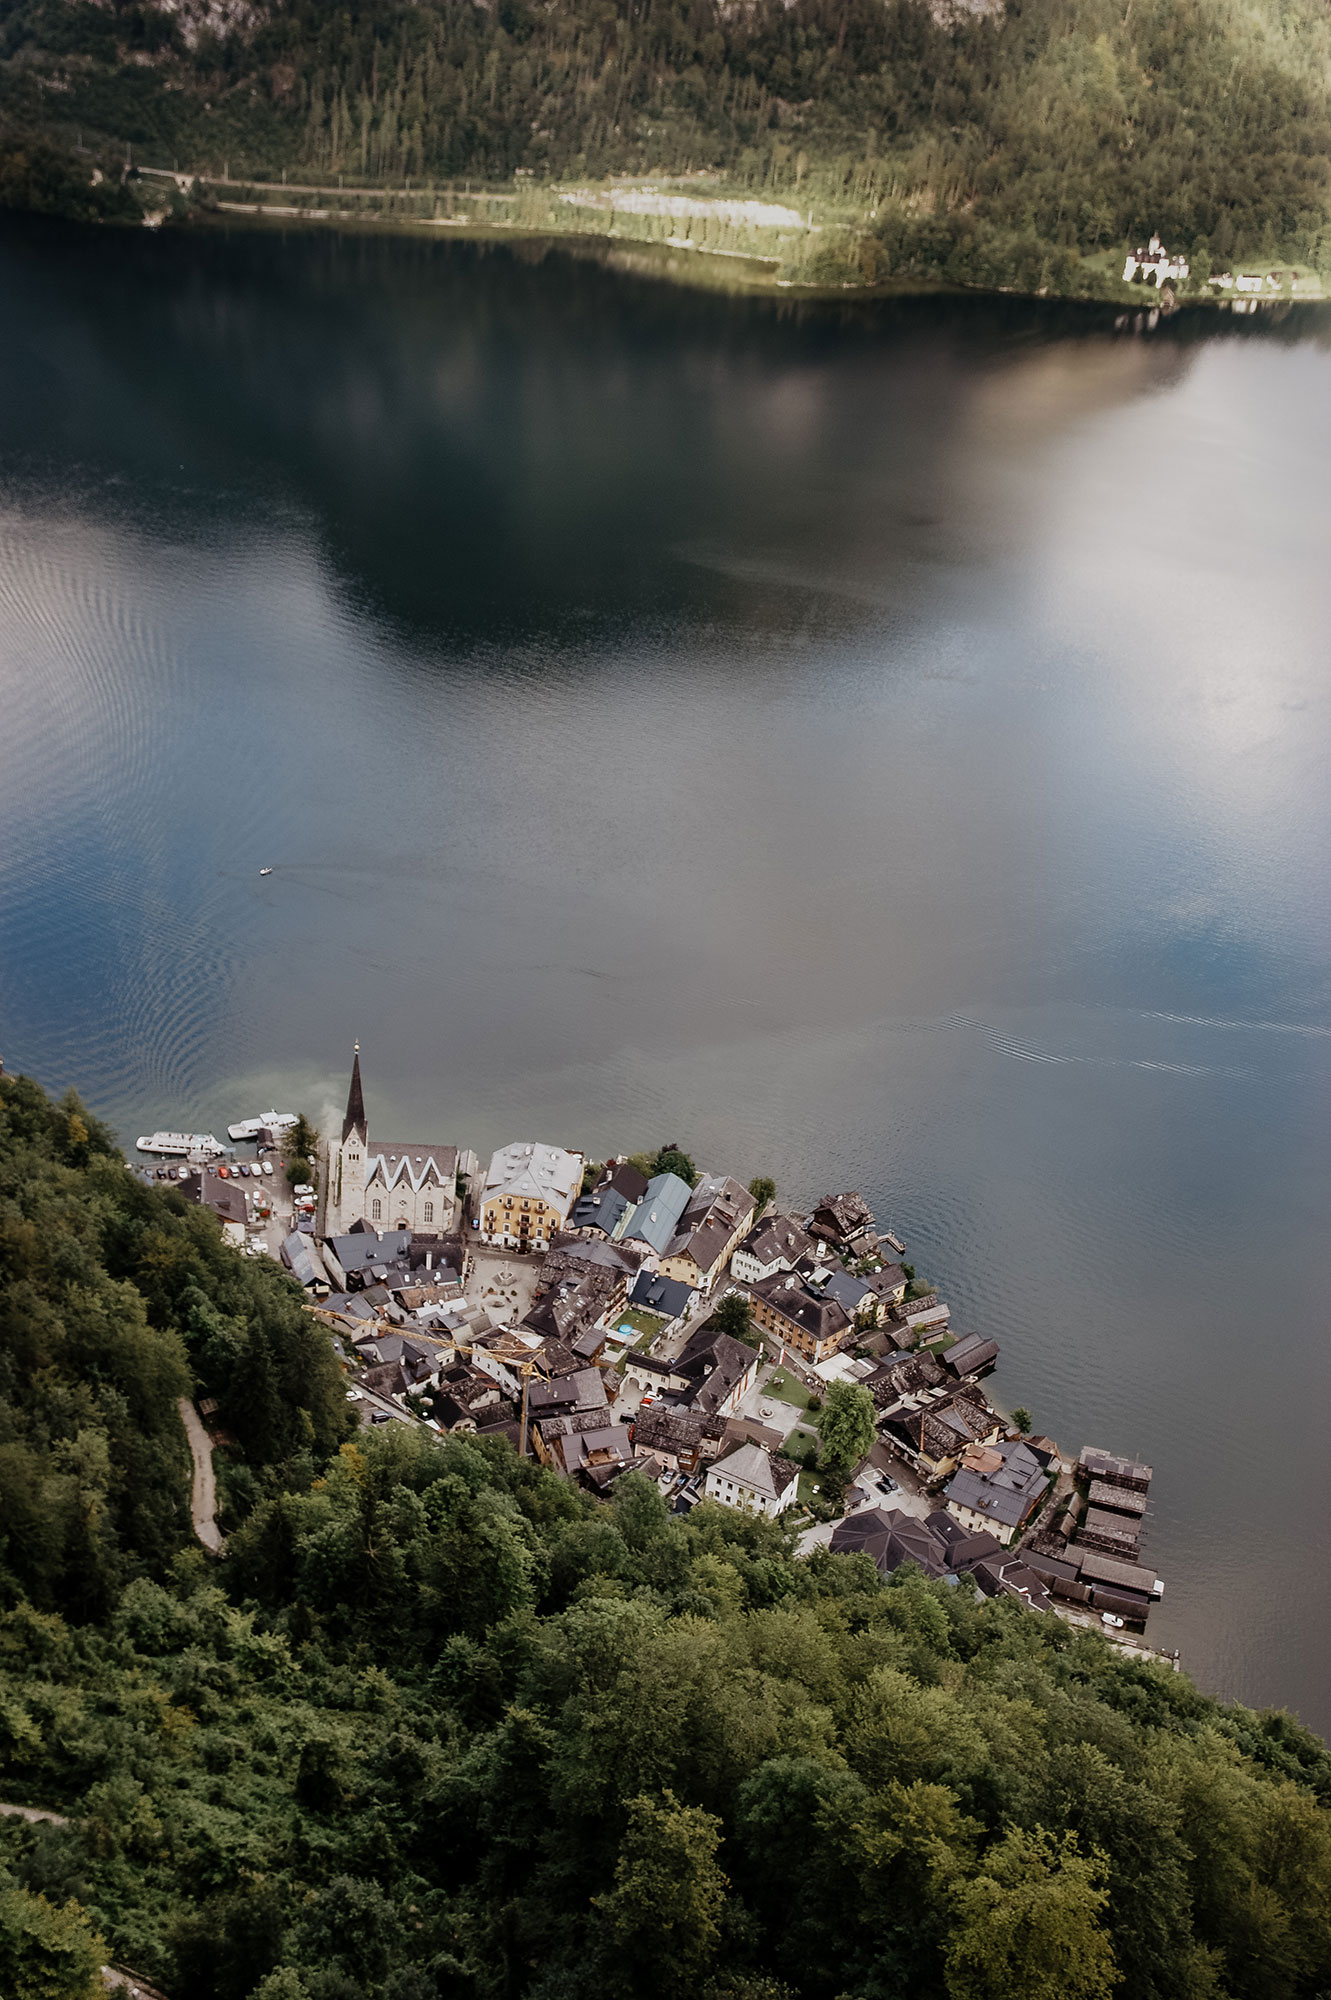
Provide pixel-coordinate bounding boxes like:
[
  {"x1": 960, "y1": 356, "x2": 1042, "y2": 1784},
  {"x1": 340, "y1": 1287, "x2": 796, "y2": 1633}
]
[
  {"x1": 731, "y1": 1214, "x2": 822, "y2": 1286},
  {"x1": 627, "y1": 1267, "x2": 698, "y2": 1335},
  {"x1": 1122, "y1": 235, "x2": 1190, "y2": 286},
  {"x1": 522, "y1": 1263, "x2": 620, "y2": 1345},
  {"x1": 538, "y1": 1236, "x2": 641, "y2": 1314},
  {"x1": 527, "y1": 1367, "x2": 608, "y2": 1422},
  {"x1": 883, "y1": 1392, "x2": 1002, "y2": 1478},
  {"x1": 480, "y1": 1141, "x2": 584, "y2": 1252},
  {"x1": 631, "y1": 1405, "x2": 726, "y2": 1473},
  {"x1": 1079, "y1": 1506, "x2": 1142, "y2": 1558},
  {"x1": 942, "y1": 1333, "x2": 1000, "y2": 1381},
  {"x1": 803, "y1": 1264, "x2": 882, "y2": 1327},
  {"x1": 673, "y1": 1323, "x2": 760, "y2": 1417},
  {"x1": 617, "y1": 1173, "x2": 694, "y2": 1258},
  {"x1": 657, "y1": 1175, "x2": 755, "y2": 1293},
  {"x1": 808, "y1": 1191, "x2": 880, "y2": 1261},
  {"x1": 432, "y1": 1363, "x2": 507, "y2": 1431},
  {"x1": 180, "y1": 1169, "x2": 251, "y2": 1249},
  {"x1": 747, "y1": 1272, "x2": 854, "y2": 1364},
  {"x1": 1087, "y1": 1478, "x2": 1147, "y2": 1520},
  {"x1": 945, "y1": 1439, "x2": 1050, "y2": 1547},
  {"x1": 863, "y1": 1348, "x2": 950, "y2": 1410},
  {"x1": 567, "y1": 1183, "x2": 634, "y2": 1239},
  {"x1": 281, "y1": 1231, "x2": 330, "y2": 1290},
  {"x1": 535, "y1": 1411, "x2": 636, "y2": 1482},
  {"x1": 323, "y1": 1046, "x2": 459, "y2": 1236},
  {"x1": 619, "y1": 1351, "x2": 690, "y2": 1404},
  {"x1": 863, "y1": 1263, "x2": 909, "y2": 1310},
  {"x1": 703, "y1": 1440, "x2": 799, "y2": 1517},
  {"x1": 567, "y1": 1159, "x2": 651, "y2": 1237},
  {"x1": 1073, "y1": 1548, "x2": 1164, "y2": 1622},
  {"x1": 1078, "y1": 1447, "x2": 1152, "y2": 1495}
]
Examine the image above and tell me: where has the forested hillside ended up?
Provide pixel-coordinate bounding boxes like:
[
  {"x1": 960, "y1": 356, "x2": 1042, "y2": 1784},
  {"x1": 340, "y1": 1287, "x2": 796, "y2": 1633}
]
[
  {"x1": 3, "y1": 1069, "x2": 1331, "y2": 1999},
  {"x1": 2, "y1": 0, "x2": 1331, "y2": 293}
]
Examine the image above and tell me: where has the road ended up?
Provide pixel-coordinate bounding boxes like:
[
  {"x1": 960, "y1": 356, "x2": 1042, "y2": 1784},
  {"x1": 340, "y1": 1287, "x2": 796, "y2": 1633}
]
[
  {"x1": 0, "y1": 1800, "x2": 67, "y2": 1824},
  {"x1": 177, "y1": 1399, "x2": 224, "y2": 1553}
]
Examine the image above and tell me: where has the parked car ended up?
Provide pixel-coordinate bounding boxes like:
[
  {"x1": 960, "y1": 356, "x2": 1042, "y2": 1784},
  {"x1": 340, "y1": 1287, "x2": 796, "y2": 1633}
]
[{"x1": 261, "y1": 1160, "x2": 274, "y2": 1177}]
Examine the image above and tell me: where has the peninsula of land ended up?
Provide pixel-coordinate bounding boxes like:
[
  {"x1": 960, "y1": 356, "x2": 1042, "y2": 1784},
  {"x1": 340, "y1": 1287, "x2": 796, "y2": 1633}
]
[{"x1": 2, "y1": 1060, "x2": 1329, "y2": 2000}]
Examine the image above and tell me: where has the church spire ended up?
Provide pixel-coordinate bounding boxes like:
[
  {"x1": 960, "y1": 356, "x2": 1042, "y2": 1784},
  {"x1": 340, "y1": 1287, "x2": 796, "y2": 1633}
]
[{"x1": 342, "y1": 1041, "x2": 367, "y2": 1143}]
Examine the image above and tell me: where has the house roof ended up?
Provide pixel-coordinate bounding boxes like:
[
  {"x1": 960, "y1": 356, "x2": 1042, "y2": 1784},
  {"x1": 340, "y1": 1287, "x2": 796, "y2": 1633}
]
[
  {"x1": 629, "y1": 1268, "x2": 696, "y2": 1319},
  {"x1": 620, "y1": 1173, "x2": 693, "y2": 1254},
  {"x1": 484, "y1": 1142, "x2": 582, "y2": 1208},
  {"x1": 665, "y1": 1175, "x2": 754, "y2": 1274},
  {"x1": 569, "y1": 1185, "x2": 632, "y2": 1236},
  {"x1": 738, "y1": 1214, "x2": 818, "y2": 1269},
  {"x1": 809, "y1": 1191, "x2": 877, "y2": 1242},
  {"x1": 1079, "y1": 1446, "x2": 1152, "y2": 1487},
  {"x1": 750, "y1": 1273, "x2": 851, "y2": 1343},
  {"x1": 945, "y1": 1438, "x2": 1048, "y2": 1528},
  {"x1": 604, "y1": 1160, "x2": 650, "y2": 1203},
  {"x1": 708, "y1": 1440, "x2": 798, "y2": 1499},
  {"x1": 944, "y1": 1334, "x2": 1000, "y2": 1377}
]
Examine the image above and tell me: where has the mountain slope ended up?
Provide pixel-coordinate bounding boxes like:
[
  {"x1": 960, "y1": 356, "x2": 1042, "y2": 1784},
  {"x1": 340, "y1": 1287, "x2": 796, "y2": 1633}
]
[{"x1": 2, "y1": 0, "x2": 1331, "y2": 293}]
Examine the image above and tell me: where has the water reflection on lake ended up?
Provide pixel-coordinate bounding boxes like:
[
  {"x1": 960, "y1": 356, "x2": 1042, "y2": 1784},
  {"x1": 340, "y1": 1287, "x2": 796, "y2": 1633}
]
[{"x1": 1, "y1": 219, "x2": 1329, "y2": 1727}]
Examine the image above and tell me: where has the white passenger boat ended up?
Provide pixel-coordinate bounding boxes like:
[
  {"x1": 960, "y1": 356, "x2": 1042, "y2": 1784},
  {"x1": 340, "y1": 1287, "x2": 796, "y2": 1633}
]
[
  {"x1": 136, "y1": 1130, "x2": 226, "y2": 1157},
  {"x1": 227, "y1": 1109, "x2": 298, "y2": 1142}
]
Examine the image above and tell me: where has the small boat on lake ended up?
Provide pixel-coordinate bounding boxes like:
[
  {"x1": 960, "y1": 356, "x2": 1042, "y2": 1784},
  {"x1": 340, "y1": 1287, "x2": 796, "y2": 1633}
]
[
  {"x1": 258, "y1": 867, "x2": 273, "y2": 877},
  {"x1": 227, "y1": 1109, "x2": 298, "y2": 1142}
]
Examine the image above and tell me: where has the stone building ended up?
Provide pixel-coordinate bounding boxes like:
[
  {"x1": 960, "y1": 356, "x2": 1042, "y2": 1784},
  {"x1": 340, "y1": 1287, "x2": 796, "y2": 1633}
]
[{"x1": 323, "y1": 1045, "x2": 459, "y2": 1238}]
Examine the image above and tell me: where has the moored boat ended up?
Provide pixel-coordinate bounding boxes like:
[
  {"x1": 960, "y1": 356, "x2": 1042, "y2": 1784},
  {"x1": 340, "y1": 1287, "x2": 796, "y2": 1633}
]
[
  {"x1": 136, "y1": 1130, "x2": 226, "y2": 1157},
  {"x1": 227, "y1": 1109, "x2": 298, "y2": 1142}
]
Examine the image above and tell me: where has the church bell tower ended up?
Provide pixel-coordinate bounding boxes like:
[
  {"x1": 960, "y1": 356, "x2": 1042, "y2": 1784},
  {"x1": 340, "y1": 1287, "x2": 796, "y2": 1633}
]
[{"x1": 328, "y1": 1042, "x2": 367, "y2": 1232}]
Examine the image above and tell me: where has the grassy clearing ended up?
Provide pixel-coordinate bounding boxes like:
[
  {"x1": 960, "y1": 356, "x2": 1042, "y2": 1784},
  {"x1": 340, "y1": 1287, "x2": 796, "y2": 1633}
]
[
  {"x1": 613, "y1": 1306, "x2": 665, "y2": 1347},
  {"x1": 765, "y1": 1369, "x2": 812, "y2": 1409}
]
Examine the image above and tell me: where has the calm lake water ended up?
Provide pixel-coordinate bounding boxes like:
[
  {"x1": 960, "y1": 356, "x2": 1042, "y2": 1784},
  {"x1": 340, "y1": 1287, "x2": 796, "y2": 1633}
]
[{"x1": 2, "y1": 217, "x2": 1330, "y2": 1728}]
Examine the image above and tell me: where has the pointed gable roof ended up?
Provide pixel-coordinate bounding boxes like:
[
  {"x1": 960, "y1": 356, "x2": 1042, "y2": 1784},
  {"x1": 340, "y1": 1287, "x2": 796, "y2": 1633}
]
[{"x1": 343, "y1": 1042, "x2": 367, "y2": 1144}]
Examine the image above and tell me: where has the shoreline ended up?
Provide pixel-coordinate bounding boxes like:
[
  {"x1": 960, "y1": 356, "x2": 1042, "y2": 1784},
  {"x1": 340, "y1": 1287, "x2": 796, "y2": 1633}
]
[{"x1": 123, "y1": 168, "x2": 1327, "y2": 317}]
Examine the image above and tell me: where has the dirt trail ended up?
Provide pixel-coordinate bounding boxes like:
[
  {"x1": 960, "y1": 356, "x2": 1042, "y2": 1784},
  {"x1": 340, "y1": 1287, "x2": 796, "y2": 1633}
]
[
  {"x1": 0, "y1": 1800, "x2": 67, "y2": 1824},
  {"x1": 177, "y1": 1398, "x2": 224, "y2": 1553}
]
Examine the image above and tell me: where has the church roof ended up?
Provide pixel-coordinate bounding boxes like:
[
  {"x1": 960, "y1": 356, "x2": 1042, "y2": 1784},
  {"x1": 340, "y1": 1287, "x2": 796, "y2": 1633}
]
[
  {"x1": 366, "y1": 1143, "x2": 458, "y2": 1191},
  {"x1": 343, "y1": 1044, "x2": 367, "y2": 1142}
]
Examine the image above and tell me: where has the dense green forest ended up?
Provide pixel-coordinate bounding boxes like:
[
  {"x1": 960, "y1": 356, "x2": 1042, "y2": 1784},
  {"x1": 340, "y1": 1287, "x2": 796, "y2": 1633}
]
[
  {"x1": 2, "y1": 0, "x2": 1331, "y2": 293},
  {"x1": 4, "y1": 1069, "x2": 1331, "y2": 1999}
]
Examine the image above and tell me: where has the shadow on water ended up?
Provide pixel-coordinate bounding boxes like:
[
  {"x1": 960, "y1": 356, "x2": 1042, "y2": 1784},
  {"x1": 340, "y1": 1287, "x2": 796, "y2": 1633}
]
[{"x1": 4, "y1": 212, "x2": 1317, "y2": 654}]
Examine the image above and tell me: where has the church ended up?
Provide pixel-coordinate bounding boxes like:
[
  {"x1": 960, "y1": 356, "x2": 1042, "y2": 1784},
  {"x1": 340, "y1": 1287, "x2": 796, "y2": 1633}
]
[{"x1": 322, "y1": 1045, "x2": 460, "y2": 1238}]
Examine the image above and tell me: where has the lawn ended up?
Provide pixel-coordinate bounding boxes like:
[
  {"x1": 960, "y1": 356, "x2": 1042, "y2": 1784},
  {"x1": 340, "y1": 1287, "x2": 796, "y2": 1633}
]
[
  {"x1": 765, "y1": 1369, "x2": 812, "y2": 1409},
  {"x1": 613, "y1": 1306, "x2": 665, "y2": 1347}
]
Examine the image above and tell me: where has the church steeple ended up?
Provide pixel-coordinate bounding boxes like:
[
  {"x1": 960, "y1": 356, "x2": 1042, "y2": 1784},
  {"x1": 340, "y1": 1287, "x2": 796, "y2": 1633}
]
[{"x1": 342, "y1": 1041, "x2": 367, "y2": 1144}]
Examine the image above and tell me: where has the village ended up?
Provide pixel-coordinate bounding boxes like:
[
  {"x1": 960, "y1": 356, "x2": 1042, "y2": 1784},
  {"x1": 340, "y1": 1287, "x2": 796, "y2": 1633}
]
[{"x1": 174, "y1": 1046, "x2": 1170, "y2": 1659}]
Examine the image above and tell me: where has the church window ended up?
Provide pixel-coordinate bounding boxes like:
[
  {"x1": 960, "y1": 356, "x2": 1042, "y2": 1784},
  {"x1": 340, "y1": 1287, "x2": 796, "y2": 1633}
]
[
  {"x1": 372, "y1": 1199, "x2": 382, "y2": 1220},
  {"x1": 424, "y1": 1202, "x2": 434, "y2": 1224}
]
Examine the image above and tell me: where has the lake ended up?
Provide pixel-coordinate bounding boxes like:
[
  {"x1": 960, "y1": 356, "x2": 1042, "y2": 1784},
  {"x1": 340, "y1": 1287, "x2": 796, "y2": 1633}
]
[{"x1": 2, "y1": 216, "x2": 1329, "y2": 1729}]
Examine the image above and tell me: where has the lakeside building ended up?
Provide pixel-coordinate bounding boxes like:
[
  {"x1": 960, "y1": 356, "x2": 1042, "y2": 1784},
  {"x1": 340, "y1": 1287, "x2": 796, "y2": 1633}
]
[
  {"x1": 657, "y1": 1173, "x2": 755, "y2": 1292},
  {"x1": 1122, "y1": 234, "x2": 1190, "y2": 285},
  {"x1": 324, "y1": 1046, "x2": 460, "y2": 1237},
  {"x1": 480, "y1": 1140, "x2": 584, "y2": 1252}
]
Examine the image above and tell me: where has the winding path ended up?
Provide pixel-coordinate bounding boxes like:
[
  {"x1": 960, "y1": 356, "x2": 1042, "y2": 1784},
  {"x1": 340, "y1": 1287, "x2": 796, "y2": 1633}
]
[
  {"x1": 0, "y1": 1800, "x2": 67, "y2": 1824},
  {"x1": 177, "y1": 1398, "x2": 224, "y2": 1554}
]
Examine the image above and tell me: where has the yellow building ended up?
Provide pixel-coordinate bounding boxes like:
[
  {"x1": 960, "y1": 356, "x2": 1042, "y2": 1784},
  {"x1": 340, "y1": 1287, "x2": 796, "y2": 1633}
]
[{"x1": 480, "y1": 1141, "x2": 583, "y2": 1253}]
